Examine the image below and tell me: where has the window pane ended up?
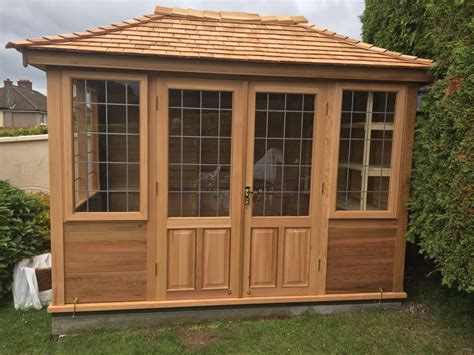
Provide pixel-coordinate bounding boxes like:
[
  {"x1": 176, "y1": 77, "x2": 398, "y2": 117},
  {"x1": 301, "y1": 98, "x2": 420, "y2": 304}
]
[
  {"x1": 168, "y1": 89, "x2": 233, "y2": 217},
  {"x1": 72, "y1": 79, "x2": 140, "y2": 212},
  {"x1": 253, "y1": 92, "x2": 315, "y2": 216},
  {"x1": 336, "y1": 90, "x2": 396, "y2": 211},
  {"x1": 86, "y1": 80, "x2": 106, "y2": 103},
  {"x1": 107, "y1": 81, "x2": 126, "y2": 104}
]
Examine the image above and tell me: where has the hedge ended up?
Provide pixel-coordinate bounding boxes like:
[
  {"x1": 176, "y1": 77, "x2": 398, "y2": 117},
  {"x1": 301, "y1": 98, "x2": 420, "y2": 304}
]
[
  {"x1": 0, "y1": 126, "x2": 48, "y2": 137},
  {"x1": 0, "y1": 181, "x2": 50, "y2": 303},
  {"x1": 361, "y1": 0, "x2": 473, "y2": 292}
]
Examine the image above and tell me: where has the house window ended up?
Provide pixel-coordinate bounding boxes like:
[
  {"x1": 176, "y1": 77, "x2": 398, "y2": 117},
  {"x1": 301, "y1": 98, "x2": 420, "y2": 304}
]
[
  {"x1": 72, "y1": 79, "x2": 140, "y2": 212},
  {"x1": 39, "y1": 113, "x2": 47, "y2": 126},
  {"x1": 336, "y1": 90, "x2": 396, "y2": 211}
]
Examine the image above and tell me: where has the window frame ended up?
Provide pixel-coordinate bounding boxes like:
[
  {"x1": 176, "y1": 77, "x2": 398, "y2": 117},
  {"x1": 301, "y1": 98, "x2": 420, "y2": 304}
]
[
  {"x1": 329, "y1": 83, "x2": 407, "y2": 219},
  {"x1": 62, "y1": 70, "x2": 148, "y2": 221}
]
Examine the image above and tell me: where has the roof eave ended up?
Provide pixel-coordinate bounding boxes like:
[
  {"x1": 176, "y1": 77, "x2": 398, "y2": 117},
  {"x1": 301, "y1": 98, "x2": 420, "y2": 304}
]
[{"x1": 19, "y1": 47, "x2": 434, "y2": 83}]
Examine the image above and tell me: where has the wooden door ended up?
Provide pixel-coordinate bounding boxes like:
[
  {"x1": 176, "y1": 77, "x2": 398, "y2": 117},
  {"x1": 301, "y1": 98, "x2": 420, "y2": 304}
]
[
  {"x1": 156, "y1": 78, "x2": 246, "y2": 300},
  {"x1": 242, "y1": 82, "x2": 323, "y2": 297}
]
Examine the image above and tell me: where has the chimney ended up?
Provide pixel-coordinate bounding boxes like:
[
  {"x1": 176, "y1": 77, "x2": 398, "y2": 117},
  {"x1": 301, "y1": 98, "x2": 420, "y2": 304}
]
[
  {"x1": 17, "y1": 79, "x2": 33, "y2": 91},
  {"x1": 4, "y1": 79, "x2": 13, "y2": 87}
]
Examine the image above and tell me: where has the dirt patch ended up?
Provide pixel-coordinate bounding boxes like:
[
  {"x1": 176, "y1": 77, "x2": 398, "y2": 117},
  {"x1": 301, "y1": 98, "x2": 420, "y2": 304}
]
[
  {"x1": 176, "y1": 327, "x2": 219, "y2": 351},
  {"x1": 405, "y1": 302, "x2": 430, "y2": 316}
]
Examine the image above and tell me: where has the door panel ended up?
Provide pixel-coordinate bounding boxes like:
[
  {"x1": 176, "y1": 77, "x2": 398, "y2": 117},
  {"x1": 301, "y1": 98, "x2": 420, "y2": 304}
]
[
  {"x1": 201, "y1": 228, "x2": 230, "y2": 290},
  {"x1": 243, "y1": 83, "x2": 321, "y2": 297},
  {"x1": 282, "y1": 228, "x2": 310, "y2": 287},
  {"x1": 249, "y1": 228, "x2": 278, "y2": 288},
  {"x1": 167, "y1": 229, "x2": 196, "y2": 291}
]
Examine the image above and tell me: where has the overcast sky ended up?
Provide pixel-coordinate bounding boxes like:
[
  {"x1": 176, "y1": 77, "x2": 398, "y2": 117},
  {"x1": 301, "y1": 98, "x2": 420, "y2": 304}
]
[{"x1": 0, "y1": 0, "x2": 365, "y2": 94}]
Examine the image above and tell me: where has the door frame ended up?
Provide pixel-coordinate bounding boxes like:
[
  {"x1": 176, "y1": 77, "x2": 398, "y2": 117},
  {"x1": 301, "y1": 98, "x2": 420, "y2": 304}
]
[
  {"x1": 242, "y1": 81, "x2": 327, "y2": 297},
  {"x1": 155, "y1": 77, "x2": 248, "y2": 301}
]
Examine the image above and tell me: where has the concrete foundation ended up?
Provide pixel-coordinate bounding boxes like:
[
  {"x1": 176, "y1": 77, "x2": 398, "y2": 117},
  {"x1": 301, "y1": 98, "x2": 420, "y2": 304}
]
[{"x1": 52, "y1": 301, "x2": 402, "y2": 335}]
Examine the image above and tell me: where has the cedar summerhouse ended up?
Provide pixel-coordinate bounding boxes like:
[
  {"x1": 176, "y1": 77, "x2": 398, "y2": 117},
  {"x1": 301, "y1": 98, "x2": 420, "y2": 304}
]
[{"x1": 7, "y1": 6, "x2": 433, "y2": 316}]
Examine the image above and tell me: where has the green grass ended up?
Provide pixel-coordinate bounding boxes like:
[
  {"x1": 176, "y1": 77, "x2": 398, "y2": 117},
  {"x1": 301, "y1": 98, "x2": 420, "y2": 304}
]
[{"x1": 1, "y1": 280, "x2": 472, "y2": 354}]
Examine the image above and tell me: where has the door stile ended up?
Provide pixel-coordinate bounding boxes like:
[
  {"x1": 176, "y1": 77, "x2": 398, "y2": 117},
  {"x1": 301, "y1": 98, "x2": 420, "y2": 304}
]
[
  {"x1": 227, "y1": 80, "x2": 247, "y2": 298},
  {"x1": 242, "y1": 82, "x2": 257, "y2": 297},
  {"x1": 310, "y1": 83, "x2": 328, "y2": 295},
  {"x1": 233, "y1": 80, "x2": 249, "y2": 299},
  {"x1": 155, "y1": 79, "x2": 169, "y2": 301},
  {"x1": 147, "y1": 74, "x2": 159, "y2": 301}
]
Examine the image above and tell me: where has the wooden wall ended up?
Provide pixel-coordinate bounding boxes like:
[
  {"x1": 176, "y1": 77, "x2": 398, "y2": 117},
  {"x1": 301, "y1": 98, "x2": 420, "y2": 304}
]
[
  {"x1": 325, "y1": 219, "x2": 397, "y2": 294},
  {"x1": 63, "y1": 221, "x2": 147, "y2": 303}
]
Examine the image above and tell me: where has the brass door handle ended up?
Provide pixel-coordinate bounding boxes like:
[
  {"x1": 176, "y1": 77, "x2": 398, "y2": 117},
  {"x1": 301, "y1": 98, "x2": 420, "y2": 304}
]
[{"x1": 244, "y1": 186, "x2": 253, "y2": 205}]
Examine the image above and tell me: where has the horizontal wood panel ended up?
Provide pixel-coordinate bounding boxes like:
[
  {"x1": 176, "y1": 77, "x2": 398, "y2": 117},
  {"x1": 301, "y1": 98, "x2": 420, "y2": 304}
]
[
  {"x1": 64, "y1": 221, "x2": 147, "y2": 303},
  {"x1": 326, "y1": 220, "x2": 397, "y2": 294},
  {"x1": 49, "y1": 291, "x2": 408, "y2": 313},
  {"x1": 64, "y1": 271, "x2": 146, "y2": 303}
]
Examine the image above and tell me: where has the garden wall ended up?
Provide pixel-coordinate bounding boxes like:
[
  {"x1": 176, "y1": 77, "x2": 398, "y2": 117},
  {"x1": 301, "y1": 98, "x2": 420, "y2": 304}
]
[{"x1": 0, "y1": 134, "x2": 49, "y2": 193}]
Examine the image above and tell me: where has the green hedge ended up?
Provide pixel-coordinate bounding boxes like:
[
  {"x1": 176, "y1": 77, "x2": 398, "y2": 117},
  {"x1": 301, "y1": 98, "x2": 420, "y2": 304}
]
[
  {"x1": 0, "y1": 126, "x2": 48, "y2": 137},
  {"x1": 0, "y1": 181, "x2": 50, "y2": 303},
  {"x1": 361, "y1": 0, "x2": 473, "y2": 292}
]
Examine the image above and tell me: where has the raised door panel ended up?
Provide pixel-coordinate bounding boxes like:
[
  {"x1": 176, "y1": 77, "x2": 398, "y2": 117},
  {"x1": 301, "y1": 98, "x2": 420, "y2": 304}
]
[
  {"x1": 167, "y1": 229, "x2": 196, "y2": 291},
  {"x1": 249, "y1": 228, "x2": 278, "y2": 288},
  {"x1": 201, "y1": 229, "x2": 231, "y2": 290},
  {"x1": 282, "y1": 228, "x2": 310, "y2": 287}
]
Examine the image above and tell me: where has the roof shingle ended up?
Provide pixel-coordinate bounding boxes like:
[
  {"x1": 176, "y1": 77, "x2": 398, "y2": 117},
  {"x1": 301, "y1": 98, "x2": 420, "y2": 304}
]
[
  {"x1": 0, "y1": 81, "x2": 47, "y2": 112},
  {"x1": 6, "y1": 5, "x2": 433, "y2": 68}
]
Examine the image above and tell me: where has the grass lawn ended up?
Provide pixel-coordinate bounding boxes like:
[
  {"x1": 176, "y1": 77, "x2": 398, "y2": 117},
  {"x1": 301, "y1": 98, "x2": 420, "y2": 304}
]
[{"x1": 1, "y1": 279, "x2": 472, "y2": 354}]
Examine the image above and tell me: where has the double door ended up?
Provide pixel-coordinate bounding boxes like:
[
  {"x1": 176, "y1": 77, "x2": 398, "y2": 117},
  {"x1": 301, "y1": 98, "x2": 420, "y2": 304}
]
[{"x1": 155, "y1": 78, "x2": 324, "y2": 301}]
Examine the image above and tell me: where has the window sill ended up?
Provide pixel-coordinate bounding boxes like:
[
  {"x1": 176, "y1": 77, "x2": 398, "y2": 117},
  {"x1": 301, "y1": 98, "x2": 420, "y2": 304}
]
[
  {"x1": 329, "y1": 210, "x2": 397, "y2": 219},
  {"x1": 65, "y1": 211, "x2": 148, "y2": 222}
]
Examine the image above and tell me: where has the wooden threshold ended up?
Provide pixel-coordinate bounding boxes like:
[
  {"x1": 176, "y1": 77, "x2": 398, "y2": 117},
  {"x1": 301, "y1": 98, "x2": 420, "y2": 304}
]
[{"x1": 48, "y1": 292, "x2": 407, "y2": 313}]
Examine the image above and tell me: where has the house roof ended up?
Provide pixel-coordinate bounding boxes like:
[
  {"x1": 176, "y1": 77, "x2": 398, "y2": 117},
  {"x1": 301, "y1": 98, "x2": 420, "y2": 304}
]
[
  {"x1": 6, "y1": 5, "x2": 433, "y2": 69},
  {"x1": 0, "y1": 82, "x2": 47, "y2": 112}
]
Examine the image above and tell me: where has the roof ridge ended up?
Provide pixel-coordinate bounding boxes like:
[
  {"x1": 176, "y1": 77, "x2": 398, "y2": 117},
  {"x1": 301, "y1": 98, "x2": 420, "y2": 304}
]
[
  {"x1": 298, "y1": 23, "x2": 433, "y2": 65},
  {"x1": 154, "y1": 5, "x2": 308, "y2": 24},
  {"x1": 11, "y1": 85, "x2": 39, "y2": 110},
  {"x1": 6, "y1": 13, "x2": 163, "y2": 48}
]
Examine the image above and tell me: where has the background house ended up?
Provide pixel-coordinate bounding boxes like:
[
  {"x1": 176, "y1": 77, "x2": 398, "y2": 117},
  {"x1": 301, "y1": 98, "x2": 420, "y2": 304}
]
[{"x1": 0, "y1": 79, "x2": 47, "y2": 128}]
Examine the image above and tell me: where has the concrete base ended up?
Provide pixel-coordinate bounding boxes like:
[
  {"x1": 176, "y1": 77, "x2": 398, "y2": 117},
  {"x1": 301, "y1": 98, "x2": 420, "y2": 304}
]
[{"x1": 52, "y1": 301, "x2": 402, "y2": 335}]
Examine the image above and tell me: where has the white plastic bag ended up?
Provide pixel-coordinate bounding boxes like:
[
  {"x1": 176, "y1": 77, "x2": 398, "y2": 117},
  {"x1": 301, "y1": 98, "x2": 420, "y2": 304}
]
[{"x1": 12, "y1": 253, "x2": 52, "y2": 310}]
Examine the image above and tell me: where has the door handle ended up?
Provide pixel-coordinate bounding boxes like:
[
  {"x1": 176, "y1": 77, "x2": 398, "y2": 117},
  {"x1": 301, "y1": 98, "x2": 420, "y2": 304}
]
[{"x1": 244, "y1": 186, "x2": 253, "y2": 206}]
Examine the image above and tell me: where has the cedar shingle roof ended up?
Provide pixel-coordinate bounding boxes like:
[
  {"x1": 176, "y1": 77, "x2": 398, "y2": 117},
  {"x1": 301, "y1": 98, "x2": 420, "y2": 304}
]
[{"x1": 6, "y1": 5, "x2": 433, "y2": 69}]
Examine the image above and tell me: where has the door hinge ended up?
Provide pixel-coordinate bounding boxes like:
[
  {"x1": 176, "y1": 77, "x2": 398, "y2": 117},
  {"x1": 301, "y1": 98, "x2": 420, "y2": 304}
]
[
  {"x1": 155, "y1": 181, "x2": 159, "y2": 195},
  {"x1": 321, "y1": 182, "x2": 325, "y2": 195},
  {"x1": 155, "y1": 262, "x2": 158, "y2": 276},
  {"x1": 325, "y1": 102, "x2": 329, "y2": 116},
  {"x1": 155, "y1": 96, "x2": 159, "y2": 111}
]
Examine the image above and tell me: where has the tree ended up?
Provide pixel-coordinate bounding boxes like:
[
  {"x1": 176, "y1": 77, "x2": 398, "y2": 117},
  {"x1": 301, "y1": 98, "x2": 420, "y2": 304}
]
[{"x1": 361, "y1": 0, "x2": 474, "y2": 292}]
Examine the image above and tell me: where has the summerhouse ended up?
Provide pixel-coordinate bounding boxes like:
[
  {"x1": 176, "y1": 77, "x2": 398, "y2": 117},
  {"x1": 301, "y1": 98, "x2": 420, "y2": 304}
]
[{"x1": 7, "y1": 5, "x2": 432, "y2": 321}]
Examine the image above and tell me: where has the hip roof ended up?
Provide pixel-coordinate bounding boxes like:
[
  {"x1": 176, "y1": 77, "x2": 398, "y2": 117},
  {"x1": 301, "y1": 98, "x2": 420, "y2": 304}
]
[{"x1": 6, "y1": 5, "x2": 433, "y2": 69}]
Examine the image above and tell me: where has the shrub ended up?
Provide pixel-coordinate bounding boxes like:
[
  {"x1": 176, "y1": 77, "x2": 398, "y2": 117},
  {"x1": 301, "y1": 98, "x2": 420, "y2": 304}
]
[
  {"x1": 0, "y1": 181, "x2": 50, "y2": 303},
  {"x1": 361, "y1": 0, "x2": 473, "y2": 292},
  {"x1": 0, "y1": 126, "x2": 48, "y2": 137}
]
